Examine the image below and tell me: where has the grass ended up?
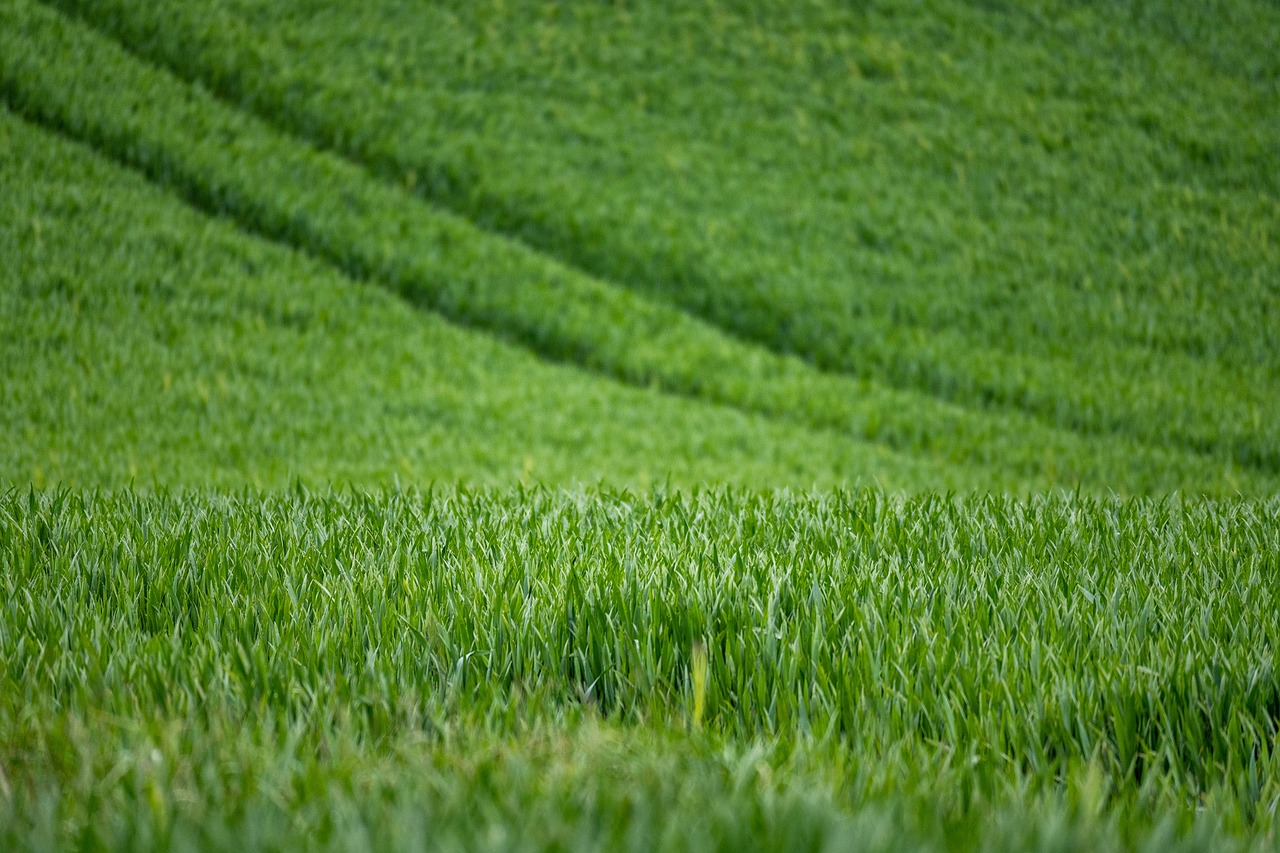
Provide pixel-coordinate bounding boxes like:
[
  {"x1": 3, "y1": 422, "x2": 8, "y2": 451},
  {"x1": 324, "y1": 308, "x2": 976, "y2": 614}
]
[
  {"x1": 0, "y1": 0, "x2": 1273, "y2": 494},
  {"x1": 3, "y1": 488, "x2": 1279, "y2": 851},
  {"x1": 37, "y1": 0, "x2": 1280, "y2": 471},
  {"x1": 2, "y1": 0, "x2": 1279, "y2": 849}
]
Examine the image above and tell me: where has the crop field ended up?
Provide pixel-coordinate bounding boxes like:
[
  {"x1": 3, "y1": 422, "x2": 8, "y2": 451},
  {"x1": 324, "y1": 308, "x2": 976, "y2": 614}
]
[{"x1": 1, "y1": 0, "x2": 1278, "y2": 849}]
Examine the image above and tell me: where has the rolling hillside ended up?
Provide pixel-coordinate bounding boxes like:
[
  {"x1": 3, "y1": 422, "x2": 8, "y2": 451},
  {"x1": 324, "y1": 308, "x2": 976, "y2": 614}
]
[{"x1": 1, "y1": 0, "x2": 1277, "y2": 492}]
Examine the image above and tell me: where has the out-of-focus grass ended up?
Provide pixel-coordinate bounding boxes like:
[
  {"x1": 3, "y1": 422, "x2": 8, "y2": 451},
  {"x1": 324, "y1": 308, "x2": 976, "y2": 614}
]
[
  {"x1": 2, "y1": 0, "x2": 1272, "y2": 493},
  {"x1": 40, "y1": 0, "x2": 1280, "y2": 472}
]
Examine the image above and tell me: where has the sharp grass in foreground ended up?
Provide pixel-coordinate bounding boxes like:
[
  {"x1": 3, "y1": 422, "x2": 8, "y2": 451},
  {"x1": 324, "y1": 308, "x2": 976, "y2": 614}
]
[{"x1": 2, "y1": 488, "x2": 1279, "y2": 851}]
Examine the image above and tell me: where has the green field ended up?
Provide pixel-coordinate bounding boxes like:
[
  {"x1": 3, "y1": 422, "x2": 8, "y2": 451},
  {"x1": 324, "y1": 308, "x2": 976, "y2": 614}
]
[{"x1": 2, "y1": 0, "x2": 1278, "y2": 849}]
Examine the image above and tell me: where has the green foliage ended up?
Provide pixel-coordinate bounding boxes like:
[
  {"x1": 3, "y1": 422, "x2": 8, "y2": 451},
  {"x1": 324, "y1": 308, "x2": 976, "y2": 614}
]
[{"x1": 2, "y1": 488, "x2": 1279, "y2": 851}]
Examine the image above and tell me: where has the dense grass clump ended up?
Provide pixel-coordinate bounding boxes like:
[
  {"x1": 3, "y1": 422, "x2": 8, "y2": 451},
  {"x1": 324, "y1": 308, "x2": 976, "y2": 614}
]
[{"x1": 2, "y1": 488, "x2": 1279, "y2": 851}]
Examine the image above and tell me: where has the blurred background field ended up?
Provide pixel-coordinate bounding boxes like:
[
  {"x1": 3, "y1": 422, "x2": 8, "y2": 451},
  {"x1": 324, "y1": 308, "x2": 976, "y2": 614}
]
[{"x1": 2, "y1": 0, "x2": 1278, "y2": 493}]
